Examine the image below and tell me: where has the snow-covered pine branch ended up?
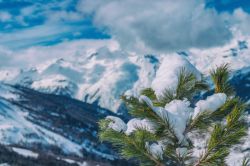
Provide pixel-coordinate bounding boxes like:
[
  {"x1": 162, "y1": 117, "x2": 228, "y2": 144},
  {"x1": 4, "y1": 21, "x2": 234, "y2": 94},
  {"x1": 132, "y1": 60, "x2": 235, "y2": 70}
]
[{"x1": 98, "y1": 62, "x2": 248, "y2": 166}]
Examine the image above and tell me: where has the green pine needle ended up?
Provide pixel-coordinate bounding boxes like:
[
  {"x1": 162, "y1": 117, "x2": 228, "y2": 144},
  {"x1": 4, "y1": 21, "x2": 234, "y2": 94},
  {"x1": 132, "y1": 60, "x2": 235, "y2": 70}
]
[
  {"x1": 159, "y1": 68, "x2": 209, "y2": 106},
  {"x1": 210, "y1": 64, "x2": 234, "y2": 96},
  {"x1": 98, "y1": 65, "x2": 247, "y2": 166}
]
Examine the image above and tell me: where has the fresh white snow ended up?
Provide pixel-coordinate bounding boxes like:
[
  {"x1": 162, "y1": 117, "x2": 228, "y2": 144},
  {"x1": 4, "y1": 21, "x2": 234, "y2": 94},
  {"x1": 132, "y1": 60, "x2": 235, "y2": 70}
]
[
  {"x1": 164, "y1": 99, "x2": 193, "y2": 142},
  {"x1": 57, "y1": 157, "x2": 89, "y2": 166},
  {"x1": 193, "y1": 93, "x2": 227, "y2": 119},
  {"x1": 146, "y1": 142, "x2": 165, "y2": 159},
  {"x1": 139, "y1": 95, "x2": 169, "y2": 120},
  {"x1": 176, "y1": 147, "x2": 188, "y2": 157},
  {"x1": 187, "y1": 35, "x2": 250, "y2": 75},
  {"x1": 140, "y1": 95, "x2": 193, "y2": 142},
  {"x1": 151, "y1": 54, "x2": 201, "y2": 99},
  {"x1": 0, "y1": 84, "x2": 83, "y2": 157},
  {"x1": 106, "y1": 116, "x2": 127, "y2": 132},
  {"x1": 12, "y1": 147, "x2": 39, "y2": 158},
  {"x1": 31, "y1": 74, "x2": 78, "y2": 96},
  {"x1": 0, "y1": 163, "x2": 11, "y2": 166},
  {"x1": 125, "y1": 118, "x2": 155, "y2": 135},
  {"x1": 139, "y1": 95, "x2": 157, "y2": 111}
]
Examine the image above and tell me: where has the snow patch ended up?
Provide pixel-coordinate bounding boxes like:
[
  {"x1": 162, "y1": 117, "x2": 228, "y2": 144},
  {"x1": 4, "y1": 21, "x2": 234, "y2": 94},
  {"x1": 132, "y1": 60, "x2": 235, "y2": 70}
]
[
  {"x1": 0, "y1": 91, "x2": 83, "y2": 157},
  {"x1": 152, "y1": 55, "x2": 201, "y2": 99},
  {"x1": 164, "y1": 99, "x2": 193, "y2": 142},
  {"x1": 146, "y1": 142, "x2": 165, "y2": 159},
  {"x1": 0, "y1": 163, "x2": 10, "y2": 166},
  {"x1": 139, "y1": 95, "x2": 193, "y2": 142},
  {"x1": 12, "y1": 147, "x2": 39, "y2": 158},
  {"x1": 125, "y1": 118, "x2": 155, "y2": 135},
  {"x1": 106, "y1": 116, "x2": 127, "y2": 132},
  {"x1": 193, "y1": 93, "x2": 227, "y2": 119},
  {"x1": 31, "y1": 74, "x2": 78, "y2": 96},
  {"x1": 139, "y1": 95, "x2": 166, "y2": 119},
  {"x1": 176, "y1": 147, "x2": 188, "y2": 157}
]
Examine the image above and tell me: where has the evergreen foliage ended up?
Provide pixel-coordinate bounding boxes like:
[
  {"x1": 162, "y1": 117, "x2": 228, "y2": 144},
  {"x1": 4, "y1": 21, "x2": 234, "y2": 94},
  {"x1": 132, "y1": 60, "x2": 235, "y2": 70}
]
[
  {"x1": 210, "y1": 64, "x2": 234, "y2": 95},
  {"x1": 98, "y1": 64, "x2": 249, "y2": 166},
  {"x1": 242, "y1": 157, "x2": 250, "y2": 166},
  {"x1": 157, "y1": 68, "x2": 209, "y2": 106}
]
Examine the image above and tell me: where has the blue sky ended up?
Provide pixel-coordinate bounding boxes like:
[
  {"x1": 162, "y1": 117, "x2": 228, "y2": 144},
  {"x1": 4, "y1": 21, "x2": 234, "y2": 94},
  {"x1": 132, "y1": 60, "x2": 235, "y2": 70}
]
[
  {"x1": 207, "y1": 0, "x2": 250, "y2": 13},
  {"x1": 0, "y1": 1, "x2": 249, "y2": 111},
  {"x1": 0, "y1": 0, "x2": 249, "y2": 50},
  {"x1": 0, "y1": 0, "x2": 110, "y2": 49}
]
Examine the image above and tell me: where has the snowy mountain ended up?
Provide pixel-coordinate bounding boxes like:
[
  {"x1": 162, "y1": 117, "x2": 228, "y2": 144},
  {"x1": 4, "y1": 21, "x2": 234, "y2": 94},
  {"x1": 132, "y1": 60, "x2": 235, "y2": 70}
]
[
  {"x1": 0, "y1": 35, "x2": 250, "y2": 165},
  {"x1": 0, "y1": 50, "x2": 159, "y2": 112},
  {"x1": 1, "y1": 35, "x2": 250, "y2": 112},
  {"x1": 0, "y1": 83, "x2": 131, "y2": 166}
]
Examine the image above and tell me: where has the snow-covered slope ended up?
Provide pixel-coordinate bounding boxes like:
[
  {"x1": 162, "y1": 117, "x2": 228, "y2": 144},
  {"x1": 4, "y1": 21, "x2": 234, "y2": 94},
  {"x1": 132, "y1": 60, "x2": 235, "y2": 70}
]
[
  {"x1": 0, "y1": 84, "x2": 79, "y2": 156},
  {"x1": 188, "y1": 35, "x2": 250, "y2": 74},
  {"x1": 0, "y1": 49, "x2": 159, "y2": 112},
  {"x1": 0, "y1": 83, "x2": 131, "y2": 166}
]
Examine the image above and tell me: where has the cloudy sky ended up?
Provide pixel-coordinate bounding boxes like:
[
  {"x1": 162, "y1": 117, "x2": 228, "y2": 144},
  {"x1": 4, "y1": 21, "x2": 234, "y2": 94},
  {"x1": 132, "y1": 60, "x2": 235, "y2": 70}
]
[{"x1": 0, "y1": 0, "x2": 250, "y2": 68}]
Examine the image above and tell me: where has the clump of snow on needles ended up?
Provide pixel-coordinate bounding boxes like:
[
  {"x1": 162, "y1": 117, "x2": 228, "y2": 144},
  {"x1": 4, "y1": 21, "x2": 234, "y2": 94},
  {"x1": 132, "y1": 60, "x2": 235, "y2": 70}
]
[
  {"x1": 139, "y1": 95, "x2": 166, "y2": 119},
  {"x1": 125, "y1": 118, "x2": 155, "y2": 135},
  {"x1": 176, "y1": 147, "x2": 188, "y2": 157},
  {"x1": 151, "y1": 54, "x2": 201, "y2": 99},
  {"x1": 193, "y1": 93, "x2": 227, "y2": 119},
  {"x1": 139, "y1": 95, "x2": 193, "y2": 142},
  {"x1": 120, "y1": 93, "x2": 226, "y2": 143},
  {"x1": 106, "y1": 115, "x2": 156, "y2": 135},
  {"x1": 106, "y1": 116, "x2": 127, "y2": 132},
  {"x1": 164, "y1": 99, "x2": 193, "y2": 142},
  {"x1": 139, "y1": 95, "x2": 154, "y2": 108},
  {"x1": 146, "y1": 142, "x2": 165, "y2": 159}
]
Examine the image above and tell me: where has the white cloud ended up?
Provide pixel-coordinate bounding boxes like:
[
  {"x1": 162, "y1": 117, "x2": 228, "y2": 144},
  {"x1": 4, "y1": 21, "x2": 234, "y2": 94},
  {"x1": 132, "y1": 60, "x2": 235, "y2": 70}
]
[
  {"x1": 0, "y1": 23, "x2": 85, "y2": 49},
  {"x1": 16, "y1": 0, "x2": 84, "y2": 26},
  {"x1": 229, "y1": 8, "x2": 250, "y2": 35},
  {"x1": 0, "y1": 39, "x2": 118, "y2": 69},
  {"x1": 0, "y1": 12, "x2": 12, "y2": 22},
  {"x1": 77, "y1": 0, "x2": 232, "y2": 53},
  {"x1": 45, "y1": 11, "x2": 83, "y2": 23}
]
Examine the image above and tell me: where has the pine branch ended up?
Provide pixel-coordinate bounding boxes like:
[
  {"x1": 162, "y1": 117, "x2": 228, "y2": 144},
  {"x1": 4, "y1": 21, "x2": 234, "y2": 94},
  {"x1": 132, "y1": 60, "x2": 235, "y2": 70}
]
[
  {"x1": 155, "y1": 115, "x2": 180, "y2": 147},
  {"x1": 99, "y1": 121, "x2": 165, "y2": 166},
  {"x1": 242, "y1": 157, "x2": 250, "y2": 166},
  {"x1": 210, "y1": 97, "x2": 241, "y2": 121},
  {"x1": 99, "y1": 64, "x2": 247, "y2": 166},
  {"x1": 210, "y1": 64, "x2": 234, "y2": 96},
  {"x1": 187, "y1": 97, "x2": 244, "y2": 133},
  {"x1": 164, "y1": 145, "x2": 191, "y2": 166},
  {"x1": 122, "y1": 95, "x2": 180, "y2": 145},
  {"x1": 121, "y1": 130, "x2": 163, "y2": 166},
  {"x1": 159, "y1": 68, "x2": 208, "y2": 106},
  {"x1": 121, "y1": 95, "x2": 165, "y2": 124},
  {"x1": 140, "y1": 88, "x2": 157, "y2": 101},
  {"x1": 186, "y1": 111, "x2": 213, "y2": 132},
  {"x1": 194, "y1": 102, "x2": 247, "y2": 166}
]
